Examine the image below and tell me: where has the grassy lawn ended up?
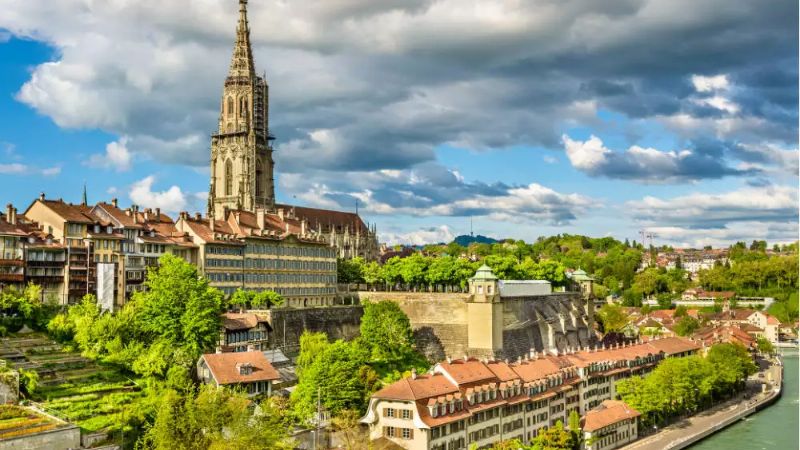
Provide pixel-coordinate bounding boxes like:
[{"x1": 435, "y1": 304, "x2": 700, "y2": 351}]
[{"x1": 0, "y1": 333, "x2": 144, "y2": 434}]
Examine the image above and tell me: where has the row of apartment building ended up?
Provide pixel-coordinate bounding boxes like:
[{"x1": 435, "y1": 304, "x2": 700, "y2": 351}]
[
  {"x1": 0, "y1": 194, "x2": 344, "y2": 308},
  {"x1": 361, "y1": 336, "x2": 700, "y2": 450}
]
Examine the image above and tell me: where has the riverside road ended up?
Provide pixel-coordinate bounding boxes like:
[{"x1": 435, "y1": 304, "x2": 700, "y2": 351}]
[{"x1": 620, "y1": 356, "x2": 784, "y2": 450}]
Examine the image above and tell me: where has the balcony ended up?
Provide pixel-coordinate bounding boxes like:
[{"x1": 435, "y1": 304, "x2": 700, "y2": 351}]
[
  {"x1": 26, "y1": 276, "x2": 63, "y2": 285},
  {"x1": 27, "y1": 260, "x2": 66, "y2": 268},
  {"x1": 0, "y1": 259, "x2": 24, "y2": 267},
  {"x1": 0, "y1": 274, "x2": 24, "y2": 283}
]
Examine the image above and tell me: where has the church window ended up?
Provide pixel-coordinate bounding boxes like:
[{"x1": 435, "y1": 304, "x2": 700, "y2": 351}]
[
  {"x1": 227, "y1": 97, "x2": 234, "y2": 118},
  {"x1": 255, "y1": 159, "x2": 263, "y2": 197},
  {"x1": 240, "y1": 97, "x2": 248, "y2": 117},
  {"x1": 225, "y1": 159, "x2": 234, "y2": 196}
]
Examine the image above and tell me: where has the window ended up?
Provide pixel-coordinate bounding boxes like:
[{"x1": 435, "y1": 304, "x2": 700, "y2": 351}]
[
  {"x1": 401, "y1": 409, "x2": 412, "y2": 420},
  {"x1": 225, "y1": 159, "x2": 234, "y2": 196},
  {"x1": 256, "y1": 159, "x2": 263, "y2": 198},
  {"x1": 401, "y1": 428, "x2": 412, "y2": 439},
  {"x1": 385, "y1": 408, "x2": 395, "y2": 418},
  {"x1": 385, "y1": 427, "x2": 395, "y2": 437},
  {"x1": 227, "y1": 97, "x2": 234, "y2": 118}
]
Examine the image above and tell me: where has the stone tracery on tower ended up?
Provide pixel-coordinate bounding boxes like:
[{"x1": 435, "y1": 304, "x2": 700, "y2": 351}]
[
  {"x1": 207, "y1": 0, "x2": 380, "y2": 261},
  {"x1": 209, "y1": 0, "x2": 275, "y2": 218}
]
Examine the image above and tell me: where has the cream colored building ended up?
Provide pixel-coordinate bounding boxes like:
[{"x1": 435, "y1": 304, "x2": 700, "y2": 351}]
[
  {"x1": 361, "y1": 337, "x2": 699, "y2": 450},
  {"x1": 582, "y1": 400, "x2": 640, "y2": 450},
  {"x1": 176, "y1": 208, "x2": 336, "y2": 306}
]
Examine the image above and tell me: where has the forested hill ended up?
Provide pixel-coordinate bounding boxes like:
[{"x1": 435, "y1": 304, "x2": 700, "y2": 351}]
[
  {"x1": 341, "y1": 235, "x2": 799, "y2": 322},
  {"x1": 453, "y1": 234, "x2": 499, "y2": 246}
]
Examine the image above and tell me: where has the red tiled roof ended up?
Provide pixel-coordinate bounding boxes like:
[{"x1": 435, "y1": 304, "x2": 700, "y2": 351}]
[
  {"x1": 34, "y1": 199, "x2": 95, "y2": 224},
  {"x1": 437, "y1": 359, "x2": 497, "y2": 384},
  {"x1": 276, "y1": 203, "x2": 367, "y2": 233},
  {"x1": 201, "y1": 351, "x2": 280, "y2": 385},
  {"x1": 221, "y1": 313, "x2": 268, "y2": 331},
  {"x1": 582, "y1": 400, "x2": 640, "y2": 432},
  {"x1": 371, "y1": 373, "x2": 459, "y2": 401}
]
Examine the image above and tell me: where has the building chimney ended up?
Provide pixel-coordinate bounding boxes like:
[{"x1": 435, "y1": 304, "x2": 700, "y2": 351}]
[
  {"x1": 155, "y1": 208, "x2": 161, "y2": 220},
  {"x1": 39, "y1": 192, "x2": 45, "y2": 201},
  {"x1": 5, "y1": 204, "x2": 15, "y2": 225},
  {"x1": 195, "y1": 212, "x2": 202, "y2": 221},
  {"x1": 144, "y1": 208, "x2": 151, "y2": 222},
  {"x1": 277, "y1": 208, "x2": 284, "y2": 220},
  {"x1": 256, "y1": 208, "x2": 266, "y2": 230},
  {"x1": 111, "y1": 198, "x2": 118, "y2": 208},
  {"x1": 301, "y1": 219, "x2": 307, "y2": 236}
]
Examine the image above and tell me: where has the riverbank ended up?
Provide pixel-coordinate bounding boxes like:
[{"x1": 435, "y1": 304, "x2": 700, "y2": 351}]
[{"x1": 619, "y1": 355, "x2": 784, "y2": 450}]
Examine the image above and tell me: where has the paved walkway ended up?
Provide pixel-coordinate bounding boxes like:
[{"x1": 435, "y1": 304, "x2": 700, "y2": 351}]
[{"x1": 620, "y1": 358, "x2": 782, "y2": 450}]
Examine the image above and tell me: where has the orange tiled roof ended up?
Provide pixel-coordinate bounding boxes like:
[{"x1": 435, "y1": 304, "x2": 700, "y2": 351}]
[
  {"x1": 437, "y1": 359, "x2": 497, "y2": 384},
  {"x1": 582, "y1": 400, "x2": 640, "y2": 432},
  {"x1": 201, "y1": 351, "x2": 280, "y2": 385},
  {"x1": 371, "y1": 373, "x2": 459, "y2": 401},
  {"x1": 221, "y1": 313, "x2": 269, "y2": 331}
]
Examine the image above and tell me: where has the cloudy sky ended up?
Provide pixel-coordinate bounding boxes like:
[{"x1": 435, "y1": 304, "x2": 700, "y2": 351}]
[{"x1": 0, "y1": 0, "x2": 797, "y2": 247}]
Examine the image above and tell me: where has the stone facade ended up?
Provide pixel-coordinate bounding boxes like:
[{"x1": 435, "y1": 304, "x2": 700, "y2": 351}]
[
  {"x1": 265, "y1": 305, "x2": 364, "y2": 355},
  {"x1": 357, "y1": 284, "x2": 595, "y2": 362},
  {"x1": 209, "y1": 0, "x2": 274, "y2": 218}
]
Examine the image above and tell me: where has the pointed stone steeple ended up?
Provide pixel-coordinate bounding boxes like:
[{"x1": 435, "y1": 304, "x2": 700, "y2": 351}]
[
  {"x1": 210, "y1": 0, "x2": 275, "y2": 218},
  {"x1": 229, "y1": 0, "x2": 255, "y2": 79}
]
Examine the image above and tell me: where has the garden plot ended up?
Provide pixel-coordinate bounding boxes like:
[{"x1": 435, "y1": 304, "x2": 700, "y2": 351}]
[{"x1": 0, "y1": 333, "x2": 143, "y2": 434}]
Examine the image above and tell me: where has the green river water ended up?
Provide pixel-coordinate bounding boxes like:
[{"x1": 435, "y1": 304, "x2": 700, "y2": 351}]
[{"x1": 689, "y1": 348, "x2": 799, "y2": 450}]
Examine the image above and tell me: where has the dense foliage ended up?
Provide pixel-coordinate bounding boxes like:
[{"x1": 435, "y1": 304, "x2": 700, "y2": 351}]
[
  {"x1": 616, "y1": 343, "x2": 757, "y2": 427},
  {"x1": 0, "y1": 284, "x2": 59, "y2": 334},
  {"x1": 137, "y1": 385, "x2": 293, "y2": 450},
  {"x1": 595, "y1": 304, "x2": 630, "y2": 334},
  {"x1": 228, "y1": 288, "x2": 284, "y2": 309},
  {"x1": 291, "y1": 300, "x2": 428, "y2": 422},
  {"x1": 48, "y1": 254, "x2": 224, "y2": 379}
]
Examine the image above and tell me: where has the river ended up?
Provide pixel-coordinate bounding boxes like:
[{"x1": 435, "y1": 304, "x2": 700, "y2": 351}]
[{"x1": 689, "y1": 348, "x2": 799, "y2": 450}]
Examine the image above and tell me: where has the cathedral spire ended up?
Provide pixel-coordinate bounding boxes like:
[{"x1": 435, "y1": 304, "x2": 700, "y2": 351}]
[{"x1": 228, "y1": 0, "x2": 255, "y2": 79}]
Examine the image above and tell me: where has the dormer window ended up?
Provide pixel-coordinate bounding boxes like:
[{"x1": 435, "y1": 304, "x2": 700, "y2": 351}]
[
  {"x1": 94, "y1": 224, "x2": 100, "y2": 233},
  {"x1": 430, "y1": 406, "x2": 437, "y2": 418}
]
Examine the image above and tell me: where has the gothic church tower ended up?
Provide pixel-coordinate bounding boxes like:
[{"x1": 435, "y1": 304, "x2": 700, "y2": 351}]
[{"x1": 209, "y1": 0, "x2": 275, "y2": 218}]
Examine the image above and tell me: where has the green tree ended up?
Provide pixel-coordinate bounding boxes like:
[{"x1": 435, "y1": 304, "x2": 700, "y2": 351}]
[
  {"x1": 291, "y1": 340, "x2": 375, "y2": 421},
  {"x1": 755, "y1": 337, "x2": 775, "y2": 355},
  {"x1": 133, "y1": 254, "x2": 224, "y2": 366},
  {"x1": 338, "y1": 257, "x2": 365, "y2": 284},
  {"x1": 138, "y1": 385, "x2": 293, "y2": 450},
  {"x1": 673, "y1": 316, "x2": 700, "y2": 337},
  {"x1": 530, "y1": 420, "x2": 575, "y2": 450},
  {"x1": 596, "y1": 304, "x2": 630, "y2": 334},
  {"x1": 359, "y1": 300, "x2": 414, "y2": 361}
]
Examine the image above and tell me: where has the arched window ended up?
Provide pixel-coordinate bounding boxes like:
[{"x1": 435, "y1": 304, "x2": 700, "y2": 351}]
[
  {"x1": 227, "y1": 97, "x2": 234, "y2": 118},
  {"x1": 240, "y1": 97, "x2": 248, "y2": 117},
  {"x1": 255, "y1": 159, "x2": 263, "y2": 198},
  {"x1": 225, "y1": 159, "x2": 234, "y2": 196}
]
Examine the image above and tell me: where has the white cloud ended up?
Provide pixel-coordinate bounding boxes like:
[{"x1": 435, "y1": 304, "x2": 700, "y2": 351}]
[
  {"x1": 0, "y1": 164, "x2": 27, "y2": 175},
  {"x1": 129, "y1": 176, "x2": 188, "y2": 213},
  {"x1": 693, "y1": 95, "x2": 739, "y2": 114},
  {"x1": 40, "y1": 166, "x2": 61, "y2": 176},
  {"x1": 0, "y1": 163, "x2": 60, "y2": 176},
  {"x1": 85, "y1": 137, "x2": 133, "y2": 172},
  {"x1": 381, "y1": 225, "x2": 455, "y2": 246},
  {"x1": 562, "y1": 135, "x2": 610, "y2": 171},
  {"x1": 691, "y1": 74, "x2": 730, "y2": 92},
  {"x1": 561, "y1": 134, "x2": 728, "y2": 182},
  {"x1": 626, "y1": 185, "x2": 798, "y2": 246},
  {"x1": 543, "y1": 155, "x2": 558, "y2": 164}
]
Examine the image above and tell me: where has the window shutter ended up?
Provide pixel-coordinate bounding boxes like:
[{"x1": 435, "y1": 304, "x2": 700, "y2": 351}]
[{"x1": 409, "y1": 429, "x2": 414, "y2": 439}]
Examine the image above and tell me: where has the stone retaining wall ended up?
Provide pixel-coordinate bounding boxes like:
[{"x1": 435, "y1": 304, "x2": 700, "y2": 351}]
[{"x1": 266, "y1": 306, "x2": 363, "y2": 356}]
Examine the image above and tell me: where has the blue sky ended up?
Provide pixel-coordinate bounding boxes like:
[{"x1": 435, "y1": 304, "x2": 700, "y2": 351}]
[{"x1": 0, "y1": 1, "x2": 797, "y2": 247}]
